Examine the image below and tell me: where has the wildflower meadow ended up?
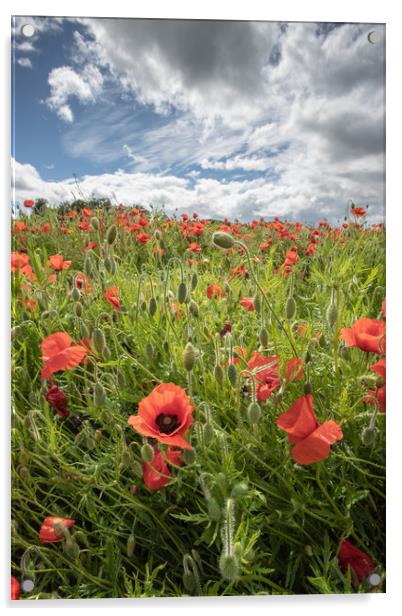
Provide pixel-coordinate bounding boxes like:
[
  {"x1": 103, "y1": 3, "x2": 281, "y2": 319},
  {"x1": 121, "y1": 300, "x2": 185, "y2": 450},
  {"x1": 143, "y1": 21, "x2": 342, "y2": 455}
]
[{"x1": 11, "y1": 200, "x2": 386, "y2": 599}]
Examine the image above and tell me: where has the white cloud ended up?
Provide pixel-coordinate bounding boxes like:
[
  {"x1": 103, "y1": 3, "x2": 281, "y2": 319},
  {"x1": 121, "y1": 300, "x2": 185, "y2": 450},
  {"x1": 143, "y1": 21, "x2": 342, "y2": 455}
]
[
  {"x1": 17, "y1": 57, "x2": 32, "y2": 68},
  {"x1": 46, "y1": 64, "x2": 104, "y2": 122}
]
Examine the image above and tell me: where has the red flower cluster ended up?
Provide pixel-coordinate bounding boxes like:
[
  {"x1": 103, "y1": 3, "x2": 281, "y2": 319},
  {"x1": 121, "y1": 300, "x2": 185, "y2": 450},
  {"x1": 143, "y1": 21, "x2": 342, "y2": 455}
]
[
  {"x1": 246, "y1": 352, "x2": 303, "y2": 401},
  {"x1": 105, "y1": 286, "x2": 121, "y2": 311}
]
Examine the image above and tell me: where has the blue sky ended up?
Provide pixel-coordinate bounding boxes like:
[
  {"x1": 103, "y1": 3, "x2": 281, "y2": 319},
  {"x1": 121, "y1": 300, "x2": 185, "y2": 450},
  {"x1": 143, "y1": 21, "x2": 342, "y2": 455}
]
[{"x1": 11, "y1": 17, "x2": 385, "y2": 222}]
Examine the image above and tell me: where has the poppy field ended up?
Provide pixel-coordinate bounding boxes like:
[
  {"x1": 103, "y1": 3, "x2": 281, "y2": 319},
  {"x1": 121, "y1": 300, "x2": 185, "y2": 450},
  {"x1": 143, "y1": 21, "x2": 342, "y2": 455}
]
[{"x1": 11, "y1": 201, "x2": 386, "y2": 599}]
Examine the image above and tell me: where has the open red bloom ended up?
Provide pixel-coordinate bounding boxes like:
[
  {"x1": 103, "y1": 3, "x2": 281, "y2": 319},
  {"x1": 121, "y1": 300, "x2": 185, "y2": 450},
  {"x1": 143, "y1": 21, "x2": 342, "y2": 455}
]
[
  {"x1": 240, "y1": 297, "x2": 255, "y2": 311},
  {"x1": 11, "y1": 252, "x2": 36, "y2": 280},
  {"x1": 207, "y1": 284, "x2": 223, "y2": 299},
  {"x1": 276, "y1": 394, "x2": 343, "y2": 464},
  {"x1": 75, "y1": 272, "x2": 92, "y2": 294},
  {"x1": 38, "y1": 516, "x2": 75, "y2": 543},
  {"x1": 11, "y1": 576, "x2": 20, "y2": 600},
  {"x1": 128, "y1": 383, "x2": 194, "y2": 449},
  {"x1": 48, "y1": 255, "x2": 72, "y2": 271},
  {"x1": 45, "y1": 384, "x2": 69, "y2": 417},
  {"x1": 340, "y1": 318, "x2": 385, "y2": 354},
  {"x1": 187, "y1": 242, "x2": 201, "y2": 253},
  {"x1": 143, "y1": 445, "x2": 184, "y2": 490},
  {"x1": 246, "y1": 352, "x2": 303, "y2": 401},
  {"x1": 23, "y1": 199, "x2": 34, "y2": 208},
  {"x1": 351, "y1": 207, "x2": 366, "y2": 218},
  {"x1": 105, "y1": 286, "x2": 121, "y2": 311},
  {"x1": 338, "y1": 539, "x2": 375, "y2": 585},
  {"x1": 41, "y1": 332, "x2": 88, "y2": 380},
  {"x1": 365, "y1": 357, "x2": 386, "y2": 413}
]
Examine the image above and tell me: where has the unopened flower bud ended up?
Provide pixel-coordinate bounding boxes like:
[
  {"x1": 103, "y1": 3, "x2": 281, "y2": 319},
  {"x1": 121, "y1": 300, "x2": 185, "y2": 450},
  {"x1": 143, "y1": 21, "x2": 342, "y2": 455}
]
[
  {"x1": 191, "y1": 272, "x2": 198, "y2": 290},
  {"x1": 104, "y1": 256, "x2": 116, "y2": 275},
  {"x1": 204, "y1": 422, "x2": 215, "y2": 445},
  {"x1": 149, "y1": 297, "x2": 157, "y2": 316},
  {"x1": 219, "y1": 553, "x2": 239, "y2": 581},
  {"x1": 286, "y1": 296, "x2": 296, "y2": 320},
  {"x1": 132, "y1": 460, "x2": 143, "y2": 478},
  {"x1": 74, "y1": 302, "x2": 83, "y2": 317},
  {"x1": 141, "y1": 443, "x2": 154, "y2": 464},
  {"x1": 247, "y1": 401, "x2": 261, "y2": 425},
  {"x1": 145, "y1": 342, "x2": 154, "y2": 361},
  {"x1": 253, "y1": 294, "x2": 261, "y2": 314},
  {"x1": 326, "y1": 302, "x2": 338, "y2": 328},
  {"x1": 71, "y1": 287, "x2": 81, "y2": 301},
  {"x1": 361, "y1": 426, "x2": 378, "y2": 446},
  {"x1": 90, "y1": 216, "x2": 99, "y2": 230},
  {"x1": 126, "y1": 533, "x2": 135, "y2": 557},
  {"x1": 92, "y1": 328, "x2": 106, "y2": 354},
  {"x1": 189, "y1": 300, "x2": 199, "y2": 317},
  {"x1": 214, "y1": 364, "x2": 224, "y2": 385},
  {"x1": 177, "y1": 281, "x2": 187, "y2": 304},
  {"x1": 106, "y1": 224, "x2": 117, "y2": 245},
  {"x1": 212, "y1": 232, "x2": 235, "y2": 250},
  {"x1": 183, "y1": 342, "x2": 196, "y2": 372},
  {"x1": 231, "y1": 482, "x2": 248, "y2": 498},
  {"x1": 259, "y1": 327, "x2": 269, "y2": 348},
  {"x1": 93, "y1": 382, "x2": 106, "y2": 406}
]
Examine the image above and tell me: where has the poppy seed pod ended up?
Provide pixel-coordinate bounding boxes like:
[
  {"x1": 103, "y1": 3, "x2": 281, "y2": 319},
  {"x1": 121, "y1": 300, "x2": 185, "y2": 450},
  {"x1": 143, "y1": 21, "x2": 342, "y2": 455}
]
[
  {"x1": 259, "y1": 327, "x2": 269, "y2": 348},
  {"x1": 71, "y1": 287, "x2": 81, "y2": 301},
  {"x1": 227, "y1": 363, "x2": 237, "y2": 388},
  {"x1": 212, "y1": 231, "x2": 235, "y2": 250},
  {"x1": 247, "y1": 401, "x2": 261, "y2": 425},
  {"x1": 286, "y1": 296, "x2": 297, "y2": 320},
  {"x1": 141, "y1": 443, "x2": 154, "y2": 464},
  {"x1": 106, "y1": 224, "x2": 117, "y2": 245},
  {"x1": 183, "y1": 342, "x2": 196, "y2": 372},
  {"x1": 177, "y1": 281, "x2": 187, "y2": 304},
  {"x1": 149, "y1": 297, "x2": 157, "y2": 316},
  {"x1": 92, "y1": 328, "x2": 106, "y2": 354},
  {"x1": 126, "y1": 533, "x2": 135, "y2": 557},
  {"x1": 93, "y1": 382, "x2": 106, "y2": 406},
  {"x1": 90, "y1": 216, "x2": 99, "y2": 230},
  {"x1": 326, "y1": 302, "x2": 338, "y2": 328},
  {"x1": 191, "y1": 272, "x2": 198, "y2": 290}
]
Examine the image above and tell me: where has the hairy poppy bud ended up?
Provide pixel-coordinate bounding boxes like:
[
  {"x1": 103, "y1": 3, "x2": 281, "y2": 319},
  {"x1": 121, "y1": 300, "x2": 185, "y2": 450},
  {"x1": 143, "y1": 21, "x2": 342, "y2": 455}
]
[
  {"x1": 90, "y1": 216, "x2": 99, "y2": 230},
  {"x1": 73, "y1": 302, "x2": 83, "y2": 317},
  {"x1": 191, "y1": 272, "x2": 198, "y2": 290},
  {"x1": 361, "y1": 426, "x2": 378, "y2": 446},
  {"x1": 116, "y1": 368, "x2": 125, "y2": 389},
  {"x1": 64, "y1": 538, "x2": 80, "y2": 560},
  {"x1": 247, "y1": 401, "x2": 261, "y2": 425},
  {"x1": 83, "y1": 251, "x2": 95, "y2": 276},
  {"x1": 204, "y1": 422, "x2": 215, "y2": 445},
  {"x1": 126, "y1": 533, "x2": 135, "y2": 557},
  {"x1": 93, "y1": 382, "x2": 106, "y2": 406},
  {"x1": 106, "y1": 224, "x2": 117, "y2": 245},
  {"x1": 177, "y1": 281, "x2": 187, "y2": 304},
  {"x1": 149, "y1": 297, "x2": 157, "y2": 316},
  {"x1": 145, "y1": 342, "x2": 154, "y2": 361},
  {"x1": 141, "y1": 443, "x2": 154, "y2": 464},
  {"x1": 92, "y1": 328, "x2": 106, "y2": 354},
  {"x1": 219, "y1": 554, "x2": 239, "y2": 581},
  {"x1": 326, "y1": 302, "x2": 338, "y2": 328},
  {"x1": 305, "y1": 545, "x2": 313, "y2": 557},
  {"x1": 214, "y1": 364, "x2": 224, "y2": 385},
  {"x1": 212, "y1": 231, "x2": 235, "y2": 250},
  {"x1": 253, "y1": 294, "x2": 261, "y2": 314},
  {"x1": 11, "y1": 325, "x2": 21, "y2": 340},
  {"x1": 286, "y1": 296, "x2": 296, "y2": 320},
  {"x1": 207, "y1": 497, "x2": 221, "y2": 521},
  {"x1": 189, "y1": 300, "x2": 199, "y2": 317},
  {"x1": 227, "y1": 363, "x2": 237, "y2": 388},
  {"x1": 183, "y1": 342, "x2": 196, "y2": 372},
  {"x1": 132, "y1": 460, "x2": 143, "y2": 478},
  {"x1": 104, "y1": 256, "x2": 116, "y2": 275},
  {"x1": 319, "y1": 334, "x2": 327, "y2": 348},
  {"x1": 304, "y1": 349, "x2": 312, "y2": 363},
  {"x1": 71, "y1": 287, "x2": 80, "y2": 301},
  {"x1": 95, "y1": 429, "x2": 102, "y2": 441}
]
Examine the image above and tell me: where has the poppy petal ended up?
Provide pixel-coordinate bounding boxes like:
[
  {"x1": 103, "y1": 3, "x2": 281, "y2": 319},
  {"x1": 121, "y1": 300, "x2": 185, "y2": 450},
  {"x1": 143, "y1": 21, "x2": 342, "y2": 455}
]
[
  {"x1": 276, "y1": 394, "x2": 318, "y2": 440},
  {"x1": 41, "y1": 332, "x2": 72, "y2": 359},
  {"x1": 291, "y1": 420, "x2": 343, "y2": 465}
]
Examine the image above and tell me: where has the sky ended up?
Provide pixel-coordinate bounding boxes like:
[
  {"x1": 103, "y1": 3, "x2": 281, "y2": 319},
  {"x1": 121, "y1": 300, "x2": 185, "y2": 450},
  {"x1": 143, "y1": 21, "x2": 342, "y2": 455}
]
[{"x1": 11, "y1": 16, "x2": 385, "y2": 223}]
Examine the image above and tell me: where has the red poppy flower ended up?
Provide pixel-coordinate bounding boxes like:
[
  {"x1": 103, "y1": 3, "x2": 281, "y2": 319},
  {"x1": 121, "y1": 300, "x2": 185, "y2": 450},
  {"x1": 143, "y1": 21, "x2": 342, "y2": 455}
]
[
  {"x1": 45, "y1": 384, "x2": 69, "y2": 417},
  {"x1": 128, "y1": 383, "x2": 194, "y2": 450},
  {"x1": 137, "y1": 233, "x2": 150, "y2": 244},
  {"x1": 187, "y1": 242, "x2": 202, "y2": 253},
  {"x1": 83, "y1": 241, "x2": 97, "y2": 252},
  {"x1": 246, "y1": 352, "x2": 303, "y2": 401},
  {"x1": 41, "y1": 332, "x2": 88, "y2": 380},
  {"x1": 105, "y1": 286, "x2": 121, "y2": 311},
  {"x1": 11, "y1": 576, "x2": 20, "y2": 600},
  {"x1": 143, "y1": 445, "x2": 184, "y2": 490},
  {"x1": 240, "y1": 297, "x2": 255, "y2": 311},
  {"x1": 48, "y1": 255, "x2": 72, "y2": 271},
  {"x1": 340, "y1": 318, "x2": 385, "y2": 354},
  {"x1": 338, "y1": 539, "x2": 375, "y2": 585},
  {"x1": 39, "y1": 516, "x2": 75, "y2": 543},
  {"x1": 23, "y1": 199, "x2": 34, "y2": 208},
  {"x1": 75, "y1": 273, "x2": 92, "y2": 294},
  {"x1": 207, "y1": 284, "x2": 223, "y2": 299},
  {"x1": 14, "y1": 220, "x2": 27, "y2": 233},
  {"x1": 351, "y1": 207, "x2": 366, "y2": 218},
  {"x1": 365, "y1": 385, "x2": 386, "y2": 413},
  {"x1": 276, "y1": 394, "x2": 343, "y2": 465}
]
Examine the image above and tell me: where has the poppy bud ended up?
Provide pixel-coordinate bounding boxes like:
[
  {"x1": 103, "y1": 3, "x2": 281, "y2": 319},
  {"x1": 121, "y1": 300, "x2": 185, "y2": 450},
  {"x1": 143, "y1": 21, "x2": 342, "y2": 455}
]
[
  {"x1": 304, "y1": 349, "x2": 312, "y2": 363},
  {"x1": 121, "y1": 448, "x2": 132, "y2": 468},
  {"x1": 104, "y1": 256, "x2": 116, "y2": 275},
  {"x1": 132, "y1": 460, "x2": 143, "y2": 478},
  {"x1": 259, "y1": 327, "x2": 269, "y2": 348},
  {"x1": 90, "y1": 217, "x2": 99, "y2": 230},
  {"x1": 247, "y1": 401, "x2": 261, "y2": 425},
  {"x1": 319, "y1": 334, "x2": 327, "y2": 348},
  {"x1": 149, "y1": 297, "x2": 157, "y2": 316},
  {"x1": 214, "y1": 364, "x2": 224, "y2": 385},
  {"x1": 361, "y1": 426, "x2": 378, "y2": 446},
  {"x1": 204, "y1": 422, "x2": 215, "y2": 445},
  {"x1": 177, "y1": 281, "x2": 187, "y2": 304},
  {"x1": 145, "y1": 342, "x2": 154, "y2": 361},
  {"x1": 141, "y1": 443, "x2": 154, "y2": 464},
  {"x1": 183, "y1": 342, "x2": 196, "y2": 372},
  {"x1": 191, "y1": 272, "x2": 198, "y2": 290},
  {"x1": 303, "y1": 382, "x2": 312, "y2": 395},
  {"x1": 126, "y1": 533, "x2": 135, "y2": 557},
  {"x1": 286, "y1": 296, "x2": 296, "y2": 320},
  {"x1": 207, "y1": 497, "x2": 221, "y2": 521},
  {"x1": 83, "y1": 251, "x2": 95, "y2": 276},
  {"x1": 326, "y1": 302, "x2": 338, "y2": 328},
  {"x1": 182, "y1": 555, "x2": 195, "y2": 592},
  {"x1": 93, "y1": 382, "x2": 106, "y2": 406},
  {"x1": 95, "y1": 429, "x2": 102, "y2": 441},
  {"x1": 189, "y1": 300, "x2": 199, "y2": 317},
  {"x1": 219, "y1": 553, "x2": 239, "y2": 581},
  {"x1": 92, "y1": 328, "x2": 106, "y2": 354},
  {"x1": 64, "y1": 538, "x2": 80, "y2": 560},
  {"x1": 18, "y1": 465, "x2": 30, "y2": 480},
  {"x1": 212, "y1": 231, "x2": 235, "y2": 250},
  {"x1": 11, "y1": 325, "x2": 21, "y2": 340},
  {"x1": 73, "y1": 302, "x2": 84, "y2": 317},
  {"x1": 227, "y1": 363, "x2": 237, "y2": 388},
  {"x1": 116, "y1": 368, "x2": 126, "y2": 389},
  {"x1": 253, "y1": 294, "x2": 261, "y2": 314},
  {"x1": 71, "y1": 287, "x2": 80, "y2": 301},
  {"x1": 231, "y1": 482, "x2": 248, "y2": 498},
  {"x1": 106, "y1": 224, "x2": 117, "y2": 245}
]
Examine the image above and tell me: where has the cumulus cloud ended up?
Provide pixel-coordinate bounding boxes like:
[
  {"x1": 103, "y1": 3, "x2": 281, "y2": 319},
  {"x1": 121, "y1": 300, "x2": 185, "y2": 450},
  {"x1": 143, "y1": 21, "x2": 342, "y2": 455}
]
[
  {"x1": 46, "y1": 64, "x2": 104, "y2": 122},
  {"x1": 17, "y1": 57, "x2": 32, "y2": 68}
]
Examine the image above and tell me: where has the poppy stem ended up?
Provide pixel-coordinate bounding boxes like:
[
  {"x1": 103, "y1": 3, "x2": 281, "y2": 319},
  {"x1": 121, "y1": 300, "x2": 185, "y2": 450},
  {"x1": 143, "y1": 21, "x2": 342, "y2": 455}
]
[{"x1": 315, "y1": 464, "x2": 347, "y2": 524}]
